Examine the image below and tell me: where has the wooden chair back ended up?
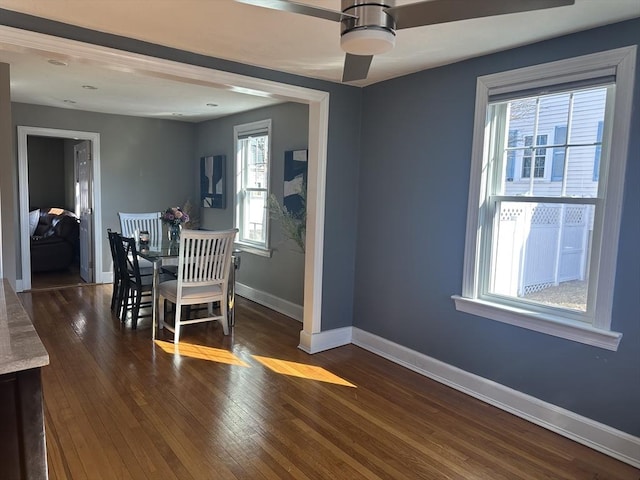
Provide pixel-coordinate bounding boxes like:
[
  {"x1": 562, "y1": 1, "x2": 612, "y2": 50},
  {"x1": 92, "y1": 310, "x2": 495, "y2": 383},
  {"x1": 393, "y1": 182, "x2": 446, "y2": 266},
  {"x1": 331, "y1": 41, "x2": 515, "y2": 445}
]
[
  {"x1": 118, "y1": 212, "x2": 162, "y2": 247},
  {"x1": 176, "y1": 229, "x2": 238, "y2": 292}
]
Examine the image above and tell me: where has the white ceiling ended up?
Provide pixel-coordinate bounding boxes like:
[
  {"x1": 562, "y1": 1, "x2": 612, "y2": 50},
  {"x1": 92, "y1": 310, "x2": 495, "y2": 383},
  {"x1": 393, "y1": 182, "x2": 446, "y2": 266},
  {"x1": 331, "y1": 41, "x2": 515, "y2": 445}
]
[{"x1": 0, "y1": 0, "x2": 638, "y2": 122}]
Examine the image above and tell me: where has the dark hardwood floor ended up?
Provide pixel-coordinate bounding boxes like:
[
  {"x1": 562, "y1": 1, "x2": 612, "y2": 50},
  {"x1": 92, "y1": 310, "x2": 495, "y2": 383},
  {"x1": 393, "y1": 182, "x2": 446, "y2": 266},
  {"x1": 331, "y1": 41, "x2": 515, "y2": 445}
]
[
  {"x1": 17, "y1": 285, "x2": 639, "y2": 480},
  {"x1": 30, "y1": 262, "x2": 86, "y2": 291}
]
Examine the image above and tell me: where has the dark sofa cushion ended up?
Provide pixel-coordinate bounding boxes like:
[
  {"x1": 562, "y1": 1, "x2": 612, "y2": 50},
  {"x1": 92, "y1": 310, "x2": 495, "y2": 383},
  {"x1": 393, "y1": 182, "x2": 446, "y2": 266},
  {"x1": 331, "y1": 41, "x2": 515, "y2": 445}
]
[
  {"x1": 54, "y1": 214, "x2": 80, "y2": 238},
  {"x1": 30, "y1": 208, "x2": 80, "y2": 272},
  {"x1": 34, "y1": 208, "x2": 79, "y2": 238},
  {"x1": 34, "y1": 214, "x2": 54, "y2": 237}
]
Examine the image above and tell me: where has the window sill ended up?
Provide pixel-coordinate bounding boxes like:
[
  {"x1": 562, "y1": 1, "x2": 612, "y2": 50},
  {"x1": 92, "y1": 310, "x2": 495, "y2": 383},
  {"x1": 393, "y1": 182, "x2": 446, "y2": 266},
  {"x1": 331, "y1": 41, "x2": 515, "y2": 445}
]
[
  {"x1": 451, "y1": 295, "x2": 622, "y2": 351},
  {"x1": 234, "y1": 243, "x2": 272, "y2": 258}
]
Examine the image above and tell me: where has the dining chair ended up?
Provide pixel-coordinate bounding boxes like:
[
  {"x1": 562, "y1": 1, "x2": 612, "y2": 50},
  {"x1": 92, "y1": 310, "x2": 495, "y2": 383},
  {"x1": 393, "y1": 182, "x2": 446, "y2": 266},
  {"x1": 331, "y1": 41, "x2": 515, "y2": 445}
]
[
  {"x1": 158, "y1": 228, "x2": 238, "y2": 343},
  {"x1": 114, "y1": 233, "x2": 155, "y2": 329},
  {"x1": 107, "y1": 229, "x2": 123, "y2": 314},
  {"x1": 118, "y1": 211, "x2": 162, "y2": 268},
  {"x1": 118, "y1": 211, "x2": 162, "y2": 242}
]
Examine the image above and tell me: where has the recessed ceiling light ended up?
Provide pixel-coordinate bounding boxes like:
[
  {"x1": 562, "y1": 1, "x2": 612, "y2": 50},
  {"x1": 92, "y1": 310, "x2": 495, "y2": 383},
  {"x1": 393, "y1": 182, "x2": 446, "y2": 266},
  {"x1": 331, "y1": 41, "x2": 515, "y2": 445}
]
[
  {"x1": 63, "y1": 99, "x2": 76, "y2": 104},
  {"x1": 82, "y1": 85, "x2": 98, "y2": 90},
  {"x1": 206, "y1": 103, "x2": 218, "y2": 107},
  {"x1": 172, "y1": 113, "x2": 184, "y2": 117},
  {"x1": 48, "y1": 59, "x2": 68, "y2": 67}
]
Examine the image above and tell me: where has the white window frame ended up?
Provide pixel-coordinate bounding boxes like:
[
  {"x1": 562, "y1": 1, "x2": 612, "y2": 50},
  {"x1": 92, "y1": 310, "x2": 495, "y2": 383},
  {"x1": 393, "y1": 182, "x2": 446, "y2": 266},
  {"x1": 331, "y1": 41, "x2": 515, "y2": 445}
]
[
  {"x1": 234, "y1": 119, "x2": 272, "y2": 256},
  {"x1": 452, "y1": 46, "x2": 636, "y2": 351}
]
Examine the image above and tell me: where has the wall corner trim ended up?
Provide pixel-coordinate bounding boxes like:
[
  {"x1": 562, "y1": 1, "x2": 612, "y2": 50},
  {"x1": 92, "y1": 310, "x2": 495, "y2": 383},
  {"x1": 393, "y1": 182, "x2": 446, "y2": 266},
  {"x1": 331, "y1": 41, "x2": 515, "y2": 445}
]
[
  {"x1": 299, "y1": 326, "x2": 353, "y2": 354},
  {"x1": 351, "y1": 327, "x2": 640, "y2": 469}
]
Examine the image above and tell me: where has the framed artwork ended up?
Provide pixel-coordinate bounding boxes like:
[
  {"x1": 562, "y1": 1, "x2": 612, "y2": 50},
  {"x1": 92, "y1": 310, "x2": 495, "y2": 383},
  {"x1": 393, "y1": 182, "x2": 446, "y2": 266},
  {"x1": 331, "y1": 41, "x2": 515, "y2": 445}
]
[
  {"x1": 201, "y1": 155, "x2": 226, "y2": 208},
  {"x1": 283, "y1": 149, "x2": 307, "y2": 217}
]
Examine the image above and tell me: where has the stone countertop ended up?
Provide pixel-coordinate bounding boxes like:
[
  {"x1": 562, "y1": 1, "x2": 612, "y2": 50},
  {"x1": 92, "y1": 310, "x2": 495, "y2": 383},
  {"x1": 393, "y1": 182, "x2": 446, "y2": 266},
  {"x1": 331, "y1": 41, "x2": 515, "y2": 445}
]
[{"x1": 0, "y1": 278, "x2": 49, "y2": 375}]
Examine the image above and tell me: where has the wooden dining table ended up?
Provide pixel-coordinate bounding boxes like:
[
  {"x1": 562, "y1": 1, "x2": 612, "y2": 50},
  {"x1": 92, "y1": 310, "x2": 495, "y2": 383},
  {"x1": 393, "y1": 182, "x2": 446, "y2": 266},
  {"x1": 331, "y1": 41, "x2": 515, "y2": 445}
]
[{"x1": 137, "y1": 240, "x2": 240, "y2": 340}]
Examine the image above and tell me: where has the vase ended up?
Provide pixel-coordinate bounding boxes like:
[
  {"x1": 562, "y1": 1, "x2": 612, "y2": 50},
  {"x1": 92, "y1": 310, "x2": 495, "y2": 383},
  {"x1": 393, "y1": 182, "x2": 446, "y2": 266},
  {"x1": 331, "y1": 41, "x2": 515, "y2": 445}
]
[{"x1": 168, "y1": 224, "x2": 181, "y2": 244}]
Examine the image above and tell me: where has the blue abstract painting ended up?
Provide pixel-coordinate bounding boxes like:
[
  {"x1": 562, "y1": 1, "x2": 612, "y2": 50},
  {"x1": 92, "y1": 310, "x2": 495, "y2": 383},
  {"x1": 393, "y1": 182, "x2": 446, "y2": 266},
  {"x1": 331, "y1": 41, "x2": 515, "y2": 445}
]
[
  {"x1": 201, "y1": 155, "x2": 225, "y2": 209},
  {"x1": 283, "y1": 149, "x2": 307, "y2": 217}
]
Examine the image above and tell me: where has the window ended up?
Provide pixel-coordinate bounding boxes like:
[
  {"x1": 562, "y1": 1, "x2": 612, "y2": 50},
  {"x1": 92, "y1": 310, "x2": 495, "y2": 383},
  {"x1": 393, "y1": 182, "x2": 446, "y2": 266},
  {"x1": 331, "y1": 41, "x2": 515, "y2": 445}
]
[
  {"x1": 234, "y1": 119, "x2": 272, "y2": 255},
  {"x1": 521, "y1": 134, "x2": 547, "y2": 179},
  {"x1": 453, "y1": 47, "x2": 636, "y2": 351}
]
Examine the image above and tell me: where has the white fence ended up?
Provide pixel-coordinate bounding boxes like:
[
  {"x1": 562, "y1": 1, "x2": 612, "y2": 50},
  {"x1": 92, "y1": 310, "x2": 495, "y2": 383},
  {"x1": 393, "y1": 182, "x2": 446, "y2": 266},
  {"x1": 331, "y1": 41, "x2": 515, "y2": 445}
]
[{"x1": 493, "y1": 203, "x2": 590, "y2": 297}]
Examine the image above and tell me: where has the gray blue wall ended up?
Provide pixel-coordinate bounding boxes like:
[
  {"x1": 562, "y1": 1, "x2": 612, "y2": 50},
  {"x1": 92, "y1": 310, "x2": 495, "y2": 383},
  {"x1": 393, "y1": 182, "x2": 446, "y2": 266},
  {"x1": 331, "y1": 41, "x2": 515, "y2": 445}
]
[
  {"x1": 196, "y1": 102, "x2": 309, "y2": 307},
  {"x1": 355, "y1": 18, "x2": 640, "y2": 436}
]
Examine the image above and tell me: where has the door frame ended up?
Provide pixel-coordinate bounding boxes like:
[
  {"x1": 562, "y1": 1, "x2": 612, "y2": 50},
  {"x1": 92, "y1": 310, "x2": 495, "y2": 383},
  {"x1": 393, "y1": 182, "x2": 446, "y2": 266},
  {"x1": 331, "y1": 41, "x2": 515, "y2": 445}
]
[
  {"x1": 17, "y1": 126, "x2": 102, "y2": 291},
  {"x1": 3, "y1": 26, "x2": 329, "y2": 352}
]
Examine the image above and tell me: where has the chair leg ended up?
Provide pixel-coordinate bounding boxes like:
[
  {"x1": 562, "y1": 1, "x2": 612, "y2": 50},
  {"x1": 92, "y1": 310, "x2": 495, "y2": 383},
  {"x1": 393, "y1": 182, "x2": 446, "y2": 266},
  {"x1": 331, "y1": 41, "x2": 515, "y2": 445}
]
[
  {"x1": 115, "y1": 280, "x2": 124, "y2": 313},
  {"x1": 173, "y1": 303, "x2": 182, "y2": 344},
  {"x1": 110, "y1": 280, "x2": 118, "y2": 311},
  {"x1": 132, "y1": 288, "x2": 142, "y2": 329},
  {"x1": 124, "y1": 290, "x2": 133, "y2": 324},
  {"x1": 117, "y1": 283, "x2": 128, "y2": 322},
  {"x1": 220, "y1": 298, "x2": 229, "y2": 336},
  {"x1": 115, "y1": 283, "x2": 123, "y2": 318},
  {"x1": 119, "y1": 288, "x2": 128, "y2": 323},
  {"x1": 159, "y1": 295, "x2": 166, "y2": 329}
]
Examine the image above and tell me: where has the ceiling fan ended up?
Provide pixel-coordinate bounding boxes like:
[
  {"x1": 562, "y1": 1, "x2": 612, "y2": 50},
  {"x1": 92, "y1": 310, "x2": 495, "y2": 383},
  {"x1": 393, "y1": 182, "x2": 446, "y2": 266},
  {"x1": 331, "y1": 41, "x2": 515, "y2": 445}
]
[{"x1": 236, "y1": 0, "x2": 575, "y2": 82}]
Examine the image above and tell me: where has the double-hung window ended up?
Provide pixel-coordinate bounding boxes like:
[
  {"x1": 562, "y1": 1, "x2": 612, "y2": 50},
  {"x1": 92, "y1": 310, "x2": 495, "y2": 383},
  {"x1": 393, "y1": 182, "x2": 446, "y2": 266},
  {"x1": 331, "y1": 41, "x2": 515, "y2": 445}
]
[
  {"x1": 453, "y1": 47, "x2": 636, "y2": 351},
  {"x1": 234, "y1": 119, "x2": 272, "y2": 255}
]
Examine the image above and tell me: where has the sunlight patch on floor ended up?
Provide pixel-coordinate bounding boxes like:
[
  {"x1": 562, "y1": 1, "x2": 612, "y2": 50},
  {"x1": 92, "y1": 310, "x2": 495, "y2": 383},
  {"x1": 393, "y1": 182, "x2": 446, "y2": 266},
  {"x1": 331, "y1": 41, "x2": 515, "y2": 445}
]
[
  {"x1": 252, "y1": 355, "x2": 357, "y2": 388},
  {"x1": 154, "y1": 340, "x2": 250, "y2": 367},
  {"x1": 154, "y1": 341, "x2": 355, "y2": 386}
]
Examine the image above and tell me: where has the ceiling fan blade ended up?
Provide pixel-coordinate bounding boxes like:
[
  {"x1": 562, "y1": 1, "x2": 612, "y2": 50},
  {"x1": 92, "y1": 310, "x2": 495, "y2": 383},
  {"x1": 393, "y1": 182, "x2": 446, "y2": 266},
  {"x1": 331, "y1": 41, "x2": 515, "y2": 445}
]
[
  {"x1": 342, "y1": 54, "x2": 373, "y2": 82},
  {"x1": 387, "y1": 0, "x2": 575, "y2": 30},
  {"x1": 235, "y1": 0, "x2": 356, "y2": 22}
]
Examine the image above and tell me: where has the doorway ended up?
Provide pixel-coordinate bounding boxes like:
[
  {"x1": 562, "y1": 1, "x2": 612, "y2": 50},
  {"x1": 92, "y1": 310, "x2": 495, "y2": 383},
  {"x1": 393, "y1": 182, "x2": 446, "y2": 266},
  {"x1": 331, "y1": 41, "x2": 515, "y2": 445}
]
[
  {"x1": 4, "y1": 26, "x2": 328, "y2": 352},
  {"x1": 18, "y1": 127, "x2": 103, "y2": 292}
]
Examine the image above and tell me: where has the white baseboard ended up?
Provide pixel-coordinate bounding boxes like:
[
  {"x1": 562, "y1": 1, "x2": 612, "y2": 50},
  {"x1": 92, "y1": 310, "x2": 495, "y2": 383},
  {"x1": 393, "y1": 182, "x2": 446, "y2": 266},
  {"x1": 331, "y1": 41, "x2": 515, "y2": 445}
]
[
  {"x1": 15, "y1": 279, "x2": 23, "y2": 292},
  {"x1": 235, "y1": 282, "x2": 303, "y2": 322},
  {"x1": 298, "y1": 326, "x2": 352, "y2": 354},
  {"x1": 351, "y1": 327, "x2": 640, "y2": 469},
  {"x1": 103, "y1": 271, "x2": 113, "y2": 284}
]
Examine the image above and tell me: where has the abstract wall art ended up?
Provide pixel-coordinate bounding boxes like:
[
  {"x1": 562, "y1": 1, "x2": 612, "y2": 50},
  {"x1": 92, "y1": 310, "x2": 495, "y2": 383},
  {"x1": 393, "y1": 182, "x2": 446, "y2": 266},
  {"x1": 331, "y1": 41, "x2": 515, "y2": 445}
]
[
  {"x1": 283, "y1": 149, "x2": 307, "y2": 217},
  {"x1": 201, "y1": 154, "x2": 226, "y2": 209}
]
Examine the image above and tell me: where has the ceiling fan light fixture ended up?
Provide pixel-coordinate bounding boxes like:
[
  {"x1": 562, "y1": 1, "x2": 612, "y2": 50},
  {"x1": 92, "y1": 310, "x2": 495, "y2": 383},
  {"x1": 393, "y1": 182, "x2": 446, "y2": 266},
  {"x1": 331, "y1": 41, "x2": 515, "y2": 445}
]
[{"x1": 340, "y1": 28, "x2": 395, "y2": 56}]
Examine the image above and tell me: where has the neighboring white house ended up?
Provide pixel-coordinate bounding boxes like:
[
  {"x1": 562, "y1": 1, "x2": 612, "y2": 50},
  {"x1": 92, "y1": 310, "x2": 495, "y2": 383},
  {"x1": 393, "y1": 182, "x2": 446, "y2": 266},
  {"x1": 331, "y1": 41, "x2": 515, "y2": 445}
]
[{"x1": 492, "y1": 86, "x2": 606, "y2": 307}]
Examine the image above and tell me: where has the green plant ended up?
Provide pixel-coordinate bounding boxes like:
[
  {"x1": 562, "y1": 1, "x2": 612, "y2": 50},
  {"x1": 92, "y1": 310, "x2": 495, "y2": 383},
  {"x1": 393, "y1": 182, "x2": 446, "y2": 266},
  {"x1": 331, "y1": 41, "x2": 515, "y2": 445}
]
[{"x1": 268, "y1": 185, "x2": 306, "y2": 253}]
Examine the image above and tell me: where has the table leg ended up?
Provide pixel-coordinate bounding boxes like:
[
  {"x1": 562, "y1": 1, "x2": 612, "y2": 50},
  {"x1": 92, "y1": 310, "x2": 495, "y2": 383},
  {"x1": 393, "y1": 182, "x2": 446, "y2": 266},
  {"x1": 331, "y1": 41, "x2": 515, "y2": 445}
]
[
  {"x1": 228, "y1": 256, "x2": 237, "y2": 328},
  {"x1": 152, "y1": 260, "x2": 159, "y2": 340}
]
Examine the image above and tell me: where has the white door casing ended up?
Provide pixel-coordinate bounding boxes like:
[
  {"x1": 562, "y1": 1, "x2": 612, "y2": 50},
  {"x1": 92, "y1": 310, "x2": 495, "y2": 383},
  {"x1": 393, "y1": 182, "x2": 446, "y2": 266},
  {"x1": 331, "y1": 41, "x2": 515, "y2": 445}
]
[{"x1": 17, "y1": 126, "x2": 102, "y2": 291}]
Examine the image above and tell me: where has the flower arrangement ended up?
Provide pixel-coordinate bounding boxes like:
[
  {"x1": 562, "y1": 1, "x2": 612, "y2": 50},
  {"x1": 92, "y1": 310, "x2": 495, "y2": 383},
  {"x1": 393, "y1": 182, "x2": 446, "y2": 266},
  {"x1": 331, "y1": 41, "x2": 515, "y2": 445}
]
[{"x1": 161, "y1": 206, "x2": 190, "y2": 226}]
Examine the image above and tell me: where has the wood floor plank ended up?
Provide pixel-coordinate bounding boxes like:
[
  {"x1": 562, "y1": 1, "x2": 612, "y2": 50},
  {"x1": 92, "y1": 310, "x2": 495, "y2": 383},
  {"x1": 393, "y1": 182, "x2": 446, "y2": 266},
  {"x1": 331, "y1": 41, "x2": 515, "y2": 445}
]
[
  {"x1": 16, "y1": 285, "x2": 640, "y2": 480},
  {"x1": 44, "y1": 406, "x2": 72, "y2": 480}
]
